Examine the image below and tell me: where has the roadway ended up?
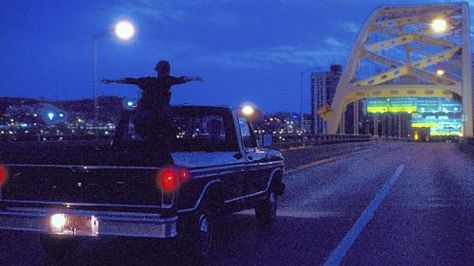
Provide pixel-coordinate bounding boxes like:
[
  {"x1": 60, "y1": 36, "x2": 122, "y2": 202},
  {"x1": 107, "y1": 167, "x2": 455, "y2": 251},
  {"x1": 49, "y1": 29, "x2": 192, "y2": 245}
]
[{"x1": 1, "y1": 142, "x2": 474, "y2": 265}]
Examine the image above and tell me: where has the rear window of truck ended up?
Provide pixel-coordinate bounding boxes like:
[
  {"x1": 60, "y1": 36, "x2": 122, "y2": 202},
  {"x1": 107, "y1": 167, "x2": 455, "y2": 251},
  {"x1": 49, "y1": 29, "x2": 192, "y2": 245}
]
[{"x1": 117, "y1": 108, "x2": 238, "y2": 152}]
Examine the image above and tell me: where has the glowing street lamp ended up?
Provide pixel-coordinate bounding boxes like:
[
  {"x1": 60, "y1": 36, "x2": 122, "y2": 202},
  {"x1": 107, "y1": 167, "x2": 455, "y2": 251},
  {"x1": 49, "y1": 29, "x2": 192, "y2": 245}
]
[
  {"x1": 436, "y1": 69, "x2": 445, "y2": 76},
  {"x1": 431, "y1": 18, "x2": 448, "y2": 33},
  {"x1": 113, "y1": 20, "x2": 135, "y2": 41},
  {"x1": 241, "y1": 105, "x2": 255, "y2": 116}
]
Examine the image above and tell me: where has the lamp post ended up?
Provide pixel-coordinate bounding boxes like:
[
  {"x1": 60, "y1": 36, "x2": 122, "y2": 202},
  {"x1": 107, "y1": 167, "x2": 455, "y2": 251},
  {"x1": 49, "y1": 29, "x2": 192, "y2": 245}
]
[
  {"x1": 93, "y1": 20, "x2": 135, "y2": 137},
  {"x1": 299, "y1": 67, "x2": 322, "y2": 133}
]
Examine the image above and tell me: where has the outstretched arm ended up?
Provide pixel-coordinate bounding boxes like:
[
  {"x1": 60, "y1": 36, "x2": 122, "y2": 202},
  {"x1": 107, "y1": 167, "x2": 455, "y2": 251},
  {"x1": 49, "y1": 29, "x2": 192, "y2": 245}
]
[
  {"x1": 170, "y1": 76, "x2": 204, "y2": 85},
  {"x1": 101, "y1": 78, "x2": 141, "y2": 85},
  {"x1": 184, "y1": 76, "x2": 204, "y2": 82}
]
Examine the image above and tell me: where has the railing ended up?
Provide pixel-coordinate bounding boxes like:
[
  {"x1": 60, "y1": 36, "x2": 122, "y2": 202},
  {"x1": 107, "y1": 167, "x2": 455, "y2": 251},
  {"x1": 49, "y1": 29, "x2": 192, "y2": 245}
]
[
  {"x1": 263, "y1": 133, "x2": 423, "y2": 149},
  {"x1": 267, "y1": 134, "x2": 373, "y2": 149}
]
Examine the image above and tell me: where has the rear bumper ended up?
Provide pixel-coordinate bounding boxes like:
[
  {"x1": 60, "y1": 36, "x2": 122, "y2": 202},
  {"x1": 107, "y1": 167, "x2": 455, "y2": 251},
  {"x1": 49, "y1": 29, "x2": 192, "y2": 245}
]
[{"x1": 0, "y1": 207, "x2": 177, "y2": 239}]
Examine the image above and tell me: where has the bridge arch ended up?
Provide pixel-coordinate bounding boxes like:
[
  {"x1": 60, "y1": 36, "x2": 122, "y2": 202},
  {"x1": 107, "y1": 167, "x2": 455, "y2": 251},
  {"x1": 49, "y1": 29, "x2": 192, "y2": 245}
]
[{"x1": 325, "y1": 3, "x2": 473, "y2": 137}]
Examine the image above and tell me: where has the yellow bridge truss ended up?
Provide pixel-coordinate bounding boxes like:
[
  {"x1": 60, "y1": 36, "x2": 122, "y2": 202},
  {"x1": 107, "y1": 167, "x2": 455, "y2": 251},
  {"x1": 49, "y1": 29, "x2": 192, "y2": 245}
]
[{"x1": 324, "y1": 3, "x2": 473, "y2": 137}]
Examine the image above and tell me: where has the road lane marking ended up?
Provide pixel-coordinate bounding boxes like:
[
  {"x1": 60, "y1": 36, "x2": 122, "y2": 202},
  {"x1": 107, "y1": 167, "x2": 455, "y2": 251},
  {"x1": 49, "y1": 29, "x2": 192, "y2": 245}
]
[
  {"x1": 324, "y1": 164, "x2": 405, "y2": 266},
  {"x1": 236, "y1": 209, "x2": 341, "y2": 219},
  {"x1": 285, "y1": 149, "x2": 372, "y2": 176}
]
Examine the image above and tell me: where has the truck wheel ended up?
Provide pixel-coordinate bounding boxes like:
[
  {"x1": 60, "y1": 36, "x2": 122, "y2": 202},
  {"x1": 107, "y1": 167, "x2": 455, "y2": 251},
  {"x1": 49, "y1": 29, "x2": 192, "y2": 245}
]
[
  {"x1": 40, "y1": 235, "x2": 79, "y2": 257},
  {"x1": 255, "y1": 190, "x2": 277, "y2": 225},
  {"x1": 186, "y1": 199, "x2": 218, "y2": 262}
]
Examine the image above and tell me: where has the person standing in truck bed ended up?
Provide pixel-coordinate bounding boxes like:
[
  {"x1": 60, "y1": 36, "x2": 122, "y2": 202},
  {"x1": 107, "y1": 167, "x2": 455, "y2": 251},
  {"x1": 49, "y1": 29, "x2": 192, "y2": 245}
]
[{"x1": 102, "y1": 60, "x2": 203, "y2": 145}]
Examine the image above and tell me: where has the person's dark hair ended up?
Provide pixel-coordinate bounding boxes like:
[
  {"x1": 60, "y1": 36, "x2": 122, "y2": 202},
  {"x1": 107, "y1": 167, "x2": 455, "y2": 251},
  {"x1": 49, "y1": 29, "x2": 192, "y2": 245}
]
[{"x1": 155, "y1": 60, "x2": 171, "y2": 75}]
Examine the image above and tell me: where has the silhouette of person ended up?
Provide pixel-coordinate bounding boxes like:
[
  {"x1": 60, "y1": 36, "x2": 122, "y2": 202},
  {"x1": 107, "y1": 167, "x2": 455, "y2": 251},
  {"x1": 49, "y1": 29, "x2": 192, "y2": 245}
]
[{"x1": 102, "y1": 60, "x2": 203, "y2": 145}]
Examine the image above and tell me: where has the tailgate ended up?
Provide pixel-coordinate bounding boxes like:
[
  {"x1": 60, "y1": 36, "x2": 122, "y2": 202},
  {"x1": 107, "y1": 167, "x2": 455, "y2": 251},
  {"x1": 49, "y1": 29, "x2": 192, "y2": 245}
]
[{"x1": 1, "y1": 165, "x2": 163, "y2": 206}]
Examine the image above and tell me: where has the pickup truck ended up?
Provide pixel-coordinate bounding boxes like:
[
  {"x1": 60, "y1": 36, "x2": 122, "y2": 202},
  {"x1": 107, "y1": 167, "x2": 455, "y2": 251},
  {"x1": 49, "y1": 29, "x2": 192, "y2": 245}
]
[{"x1": 0, "y1": 105, "x2": 285, "y2": 260}]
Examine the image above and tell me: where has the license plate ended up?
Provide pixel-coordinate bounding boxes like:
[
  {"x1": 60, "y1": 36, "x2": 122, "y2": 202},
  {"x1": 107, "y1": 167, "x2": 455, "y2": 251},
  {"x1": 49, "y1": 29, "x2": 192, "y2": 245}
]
[
  {"x1": 49, "y1": 214, "x2": 99, "y2": 236},
  {"x1": 66, "y1": 215, "x2": 93, "y2": 231}
]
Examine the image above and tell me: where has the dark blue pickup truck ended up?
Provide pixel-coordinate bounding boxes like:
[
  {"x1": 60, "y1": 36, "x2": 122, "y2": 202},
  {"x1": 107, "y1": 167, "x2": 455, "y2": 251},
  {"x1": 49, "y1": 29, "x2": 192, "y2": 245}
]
[{"x1": 0, "y1": 105, "x2": 285, "y2": 260}]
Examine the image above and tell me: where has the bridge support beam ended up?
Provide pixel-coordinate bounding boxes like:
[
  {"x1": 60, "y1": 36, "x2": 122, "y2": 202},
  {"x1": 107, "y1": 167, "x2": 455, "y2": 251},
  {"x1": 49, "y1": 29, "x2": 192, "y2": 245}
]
[{"x1": 353, "y1": 101, "x2": 359, "y2": 135}]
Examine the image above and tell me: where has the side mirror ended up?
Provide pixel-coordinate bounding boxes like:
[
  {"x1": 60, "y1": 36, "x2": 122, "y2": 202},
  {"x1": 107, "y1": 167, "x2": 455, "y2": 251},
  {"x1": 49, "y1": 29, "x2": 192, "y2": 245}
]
[{"x1": 261, "y1": 134, "x2": 273, "y2": 147}]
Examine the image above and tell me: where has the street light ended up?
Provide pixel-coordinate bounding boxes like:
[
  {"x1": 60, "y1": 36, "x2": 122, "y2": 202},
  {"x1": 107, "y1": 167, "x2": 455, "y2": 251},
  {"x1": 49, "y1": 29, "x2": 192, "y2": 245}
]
[
  {"x1": 431, "y1": 18, "x2": 448, "y2": 33},
  {"x1": 241, "y1": 105, "x2": 255, "y2": 116},
  {"x1": 93, "y1": 20, "x2": 135, "y2": 137},
  {"x1": 114, "y1": 21, "x2": 135, "y2": 40},
  {"x1": 436, "y1": 69, "x2": 445, "y2": 76},
  {"x1": 240, "y1": 103, "x2": 259, "y2": 121}
]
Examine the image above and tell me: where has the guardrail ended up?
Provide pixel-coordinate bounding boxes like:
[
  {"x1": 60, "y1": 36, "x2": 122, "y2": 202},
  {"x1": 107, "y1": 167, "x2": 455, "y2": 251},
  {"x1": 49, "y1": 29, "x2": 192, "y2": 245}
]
[
  {"x1": 264, "y1": 134, "x2": 420, "y2": 149},
  {"x1": 268, "y1": 134, "x2": 373, "y2": 149}
]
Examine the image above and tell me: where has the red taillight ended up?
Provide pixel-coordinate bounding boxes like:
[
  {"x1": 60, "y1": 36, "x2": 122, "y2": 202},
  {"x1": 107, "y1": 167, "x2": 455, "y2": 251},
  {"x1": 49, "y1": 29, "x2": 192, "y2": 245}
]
[
  {"x1": 0, "y1": 166, "x2": 7, "y2": 187},
  {"x1": 157, "y1": 167, "x2": 190, "y2": 193},
  {"x1": 158, "y1": 168, "x2": 178, "y2": 192}
]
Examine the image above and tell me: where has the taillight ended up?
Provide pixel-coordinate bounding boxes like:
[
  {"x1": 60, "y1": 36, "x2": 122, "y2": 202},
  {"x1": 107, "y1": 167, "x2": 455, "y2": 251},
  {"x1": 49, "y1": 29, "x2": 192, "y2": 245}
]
[
  {"x1": 0, "y1": 165, "x2": 7, "y2": 187},
  {"x1": 159, "y1": 168, "x2": 178, "y2": 192},
  {"x1": 157, "y1": 167, "x2": 190, "y2": 193}
]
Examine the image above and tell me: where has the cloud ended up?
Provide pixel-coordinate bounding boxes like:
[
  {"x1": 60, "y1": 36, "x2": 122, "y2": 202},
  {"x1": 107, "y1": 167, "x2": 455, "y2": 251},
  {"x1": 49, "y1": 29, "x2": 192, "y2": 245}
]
[
  {"x1": 323, "y1": 37, "x2": 348, "y2": 48},
  {"x1": 112, "y1": 0, "x2": 245, "y2": 27},
  {"x1": 194, "y1": 41, "x2": 349, "y2": 69},
  {"x1": 112, "y1": 2, "x2": 187, "y2": 26},
  {"x1": 339, "y1": 21, "x2": 360, "y2": 34}
]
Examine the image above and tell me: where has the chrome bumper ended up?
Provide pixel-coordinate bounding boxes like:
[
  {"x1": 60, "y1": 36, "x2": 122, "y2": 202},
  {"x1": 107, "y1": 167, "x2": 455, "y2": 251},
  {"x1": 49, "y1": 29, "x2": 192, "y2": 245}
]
[{"x1": 0, "y1": 207, "x2": 177, "y2": 238}]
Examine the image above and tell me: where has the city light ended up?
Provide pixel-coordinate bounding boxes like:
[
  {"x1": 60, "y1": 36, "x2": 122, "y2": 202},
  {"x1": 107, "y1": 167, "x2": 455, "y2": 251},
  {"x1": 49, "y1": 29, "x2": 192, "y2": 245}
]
[
  {"x1": 431, "y1": 18, "x2": 448, "y2": 33},
  {"x1": 47, "y1": 112, "x2": 55, "y2": 120},
  {"x1": 436, "y1": 69, "x2": 445, "y2": 76},
  {"x1": 114, "y1": 20, "x2": 135, "y2": 40},
  {"x1": 414, "y1": 131, "x2": 420, "y2": 141}
]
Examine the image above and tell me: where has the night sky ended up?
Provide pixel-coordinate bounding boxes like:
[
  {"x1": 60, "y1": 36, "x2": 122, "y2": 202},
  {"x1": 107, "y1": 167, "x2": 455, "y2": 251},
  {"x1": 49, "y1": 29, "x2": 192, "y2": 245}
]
[{"x1": 1, "y1": 0, "x2": 471, "y2": 113}]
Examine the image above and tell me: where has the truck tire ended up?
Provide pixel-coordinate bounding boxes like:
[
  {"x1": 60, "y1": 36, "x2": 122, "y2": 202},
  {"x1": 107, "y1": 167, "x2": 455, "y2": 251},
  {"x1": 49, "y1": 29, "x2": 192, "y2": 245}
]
[
  {"x1": 40, "y1": 235, "x2": 79, "y2": 257},
  {"x1": 185, "y1": 197, "x2": 219, "y2": 263},
  {"x1": 255, "y1": 190, "x2": 277, "y2": 225}
]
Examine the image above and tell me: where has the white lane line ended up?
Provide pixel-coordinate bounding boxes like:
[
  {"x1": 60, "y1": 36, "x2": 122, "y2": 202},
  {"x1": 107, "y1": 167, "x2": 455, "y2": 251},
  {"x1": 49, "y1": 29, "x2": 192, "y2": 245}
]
[
  {"x1": 285, "y1": 149, "x2": 372, "y2": 176},
  {"x1": 324, "y1": 164, "x2": 405, "y2": 266},
  {"x1": 236, "y1": 209, "x2": 341, "y2": 219}
]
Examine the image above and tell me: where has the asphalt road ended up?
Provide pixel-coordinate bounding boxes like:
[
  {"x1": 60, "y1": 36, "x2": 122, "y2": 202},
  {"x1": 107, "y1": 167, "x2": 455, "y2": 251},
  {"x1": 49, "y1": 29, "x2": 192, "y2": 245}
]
[{"x1": 2, "y1": 142, "x2": 474, "y2": 265}]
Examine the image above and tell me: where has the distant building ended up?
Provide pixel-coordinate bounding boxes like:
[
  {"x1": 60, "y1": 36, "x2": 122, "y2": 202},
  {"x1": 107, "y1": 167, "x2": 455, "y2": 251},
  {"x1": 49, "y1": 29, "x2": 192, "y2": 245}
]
[
  {"x1": 311, "y1": 64, "x2": 342, "y2": 134},
  {"x1": 302, "y1": 113, "x2": 312, "y2": 134},
  {"x1": 253, "y1": 112, "x2": 299, "y2": 135}
]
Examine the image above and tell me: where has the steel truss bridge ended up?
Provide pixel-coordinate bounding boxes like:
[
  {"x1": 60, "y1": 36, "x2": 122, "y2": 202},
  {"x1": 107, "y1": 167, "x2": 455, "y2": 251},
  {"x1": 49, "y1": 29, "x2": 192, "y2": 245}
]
[{"x1": 323, "y1": 2, "x2": 473, "y2": 137}]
